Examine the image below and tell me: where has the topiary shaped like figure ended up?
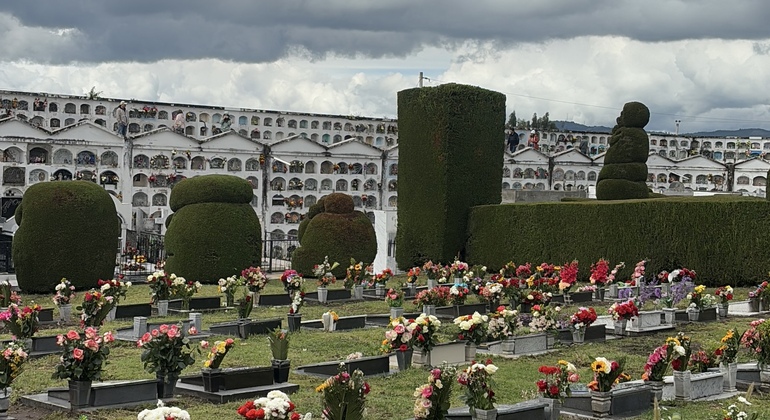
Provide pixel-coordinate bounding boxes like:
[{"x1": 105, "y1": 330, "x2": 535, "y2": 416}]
[
  {"x1": 164, "y1": 174, "x2": 261, "y2": 283},
  {"x1": 596, "y1": 101, "x2": 651, "y2": 200},
  {"x1": 13, "y1": 181, "x2": 120, "y2": 293},
  {"x1": 291, "y1": 193, "x2": 376, "y2": 278}
]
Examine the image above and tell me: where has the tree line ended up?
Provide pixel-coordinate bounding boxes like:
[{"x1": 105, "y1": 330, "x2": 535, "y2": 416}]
[{"x1": 507, "y1": 111, "x2": 558, "y2": 131}]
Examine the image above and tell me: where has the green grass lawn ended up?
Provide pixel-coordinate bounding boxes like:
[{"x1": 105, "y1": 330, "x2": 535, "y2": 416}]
[{"x1": 8, "y1": 278, "x2": 770, "y2": 419}]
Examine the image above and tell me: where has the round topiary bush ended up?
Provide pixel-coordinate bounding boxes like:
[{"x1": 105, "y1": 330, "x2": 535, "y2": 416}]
[
  {"x1": 323, "y1": 193, "x2": 354, "y2": 214},
  {"x1": 13, "y1": 181, "x2": 120, "y2": 293},
  {"x1": 164, "y1": 175, "x2": 261, "y2": 283},
  {"x1": 291, "y1": 194, "x2": 376, "y2": 278},
  {"x1": 596, "y1": 101, "x2": 651, "y2": 200}
]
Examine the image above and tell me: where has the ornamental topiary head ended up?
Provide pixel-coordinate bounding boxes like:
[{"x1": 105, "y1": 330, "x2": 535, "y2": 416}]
[
  {"x1": 13, "y1": 181, "x2": 120, "y2": 293},
  {"x1": 164, "y1": 175, "x2": 261, "y2": 283}
]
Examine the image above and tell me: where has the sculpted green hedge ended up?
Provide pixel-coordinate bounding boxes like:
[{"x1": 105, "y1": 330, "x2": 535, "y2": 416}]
[
  {"x1": 165, "y1": 175, "x2": 261, "y2": 283},
  {"x1": 466, "y1": 196, "x2": 770, "y2": 286},
  {"x1": 395, "y1": 84, "x2": 505, "y2": 270},
  {"x1": 13, "y1": 181, "x2": 119, "y2": 293}
]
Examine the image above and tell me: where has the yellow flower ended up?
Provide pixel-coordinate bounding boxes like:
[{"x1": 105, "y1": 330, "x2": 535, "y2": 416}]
[
  {"x1": 694, "y1": 285, "x2": 706, "y2": 294},
  {"x1": 591, "y1": 360, "x2": 608, "y2": 374},
  {"x1": 527, "y1": 276, "x2": 535, "y2": 287},
  {"x1": 721, "y1": 330, "x2": 734, "y2": 343},
  {"x1": 665, "y1": 337, "x2": 680, "y2": 346},
  {"x1": 204, "y1": 360, "x2": 211, "y2": 368}
]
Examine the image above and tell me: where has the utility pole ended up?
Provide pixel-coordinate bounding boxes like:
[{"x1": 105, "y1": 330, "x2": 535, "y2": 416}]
[
  {"x1": 419, "y1": 72, "x2": 423, "y2": 88},
  {"x1": 675, "y1": 120, "x2": 681, "y2": 136}
]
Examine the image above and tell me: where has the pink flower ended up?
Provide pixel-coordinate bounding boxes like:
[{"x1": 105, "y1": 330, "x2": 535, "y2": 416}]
[
  {"x1": 102, "y1": 331, "x2": 115, "y2": 343},
  {"x1": 84, "y1": 339, "x2": 99, "y2": 352},
  {"x1": 159, "y1": 324, "x2": 169, "y2": 334},
  {"x1": 200, "y1": 341, "x2": 209, "y2": 349},
  {"x1": 66, "y1": 330, "x2": 80, "y2": 341},
  {"x1": 568, "y1": 373, "x2": 580, "y2": 383},
  {"x1": 421, "y1": 386, "x2": 433, "y2": 398},
  {"x1": 56, "y1": 335, "x2": 65, "y2": 346},
  {"x1": 84, "y1": 327, "x2": 98, "y2": 340},
  {"x1": 151, "y1": 329, "x2": 159, "y2": 337},
  {"x1": 393, "y1": 324, "x2": 405, "y2": 334},
  {"x1": 140, "y1": 332, "x2": 151, "y2": 343},
  {"x1": 188, "y1": 326, "x2": 198, "y2": 335},
  {"x1": 72, "y1": 348, "x2": 84, "y2": 361}
]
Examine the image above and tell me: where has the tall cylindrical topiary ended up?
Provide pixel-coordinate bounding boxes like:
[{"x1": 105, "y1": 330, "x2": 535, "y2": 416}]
[
  {"x1": 13, "y1": 181, "x2": 120, "y2": 293},
  {"x1": 596, "y1": 101, "x2": 651, "y2": 200},
  {"x1": 395, "y1": 84, "x2": 505, "y2": 269},
  {"x1": 164, "y1": 175, "x2": 261, "y2": 283},
  {"x1": 291, "y1": 193, "x2": 376, "y2": 278}
]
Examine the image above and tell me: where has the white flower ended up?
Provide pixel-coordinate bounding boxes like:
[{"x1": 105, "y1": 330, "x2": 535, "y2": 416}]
[
  {"x1": 668, "y1": 269, "x2": 680, "y2": 283},
  {"x1": 484, "y1": 364, "x2": 498, "y2": 374},
  {"x1": 737, "y1": 396, "x2": 751, "y2": 405},
  {"x1": 674, "y1": 345, "x2": 685, "y2": 356}
]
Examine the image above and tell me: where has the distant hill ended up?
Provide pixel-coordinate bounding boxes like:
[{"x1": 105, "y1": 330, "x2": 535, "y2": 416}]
[{"x1": 551, "y1": 121, "x2": 770, "y2": 138}]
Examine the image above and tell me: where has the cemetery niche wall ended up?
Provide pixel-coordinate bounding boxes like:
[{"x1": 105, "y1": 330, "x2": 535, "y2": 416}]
[
  {"x1": 13, "y1": 181, "x2": 119, "y2": 293},
  {"x1": 291, "y1": 193, "x2": 376, "y2": 278},
  {"x1": 164, "y1": 174, "x2": 261, "y2": 283}
]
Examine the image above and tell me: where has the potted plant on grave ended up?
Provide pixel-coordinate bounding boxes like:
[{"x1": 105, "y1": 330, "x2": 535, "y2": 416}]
[
  {"x1": 97, "y1": 277, "x2": 131, "y2": 322},
  {"x1": 137, "y1": 323, "x2": 198, "y2": 398},
  {"x1": 53, "y1": 278, "x2": 76, "y2": 322},
  {"x1": 241, "y1": 266, "x2": 268, "y2": 308},
  {"x1": 716, "y1": 328, "x2": 742, "y2": 392},
  {"x1": 171, "y1": 276, "x2": 202, "y2": 311},
  {"x1": 587, "y1": 356, "x2": 625, "y2": 417},
  {"x1": 667, "y1": 332, "x2": 693, "y2": 401},
  {"x1": 414, "y1": 287, "x2": 449, "y2": 316},
  {"x1": 218, "y1": 275, "x2": 241, "y2": 308},
  {"x1": 412, "y1": 313, "x2": 442, "y2": 366},
  {"x1": 385, "y1": 288, "x2": 405, "y2": 319},
  {"x1": 313, "y1": 256, "x2": 339, "y2": 304},
  {"x1": 589, "y1": 259, "x2": 622, "y2": 301},
  {"x1": 237, "y1": 390, "x2": 310, "y2": 420},
  {"x1": 479, "y1": 282, "x2": 504, "y2": 311},
  {"x1": 449, "y1": 284, "x2": 471, "y2": 310},
  {"x1": 236, "y1": 288, "x2": 254, "y2": 320},
  {"x1": 1, "y1": 303, "x2": 41, "y2": 345},
  {"x1": 0, "y1": 340, "x2": 28, "y2": 416},
  {"x1": 454, "y1": 312, "x2": 489, "y2": 362},
  {"x1": 536, "y1": 360, "x2": 579, "y2": 419},
  {"x1": 381, "y1": 317, "x2": 417, "y2": 371},
  {"x1": 569, "y1": 307, "x2": 597, "y2": 343},
  {"x1": 405, "y1": 266, "x2": 421, "y2": 295},
  {"x1": 661, "y1": 280, "x2": 693, "y2": 324},
  {"x1": 449, "y1": 259, "x2": 470, "y2": 285},
  {"x1": 520, "y1": 290, "x2": 552, "y2": 313},
  {"x1": 686, "y1": 284, "x2": 707, "y2": 321},
  {"x1": 268, "y1": 328, "x2": 291, "y2": 383},
  {"x1": 284, "y1": 271, "x2": 306, "y2": 332},
  {"x1": 316, "y1": 365, "x2": 370, "y2": 420},
  {"x1": 138, "y1": 400, "x2": 191, "y2": 420},
  {"x1": 742, "y1": 319, "x2": 770, "y2": 382},
  {"x1": 557, "y1": 260, "x2": 579, "y2": 296},
  {"x1": 422, "y1": 261, "x2": 443, "y2": 289},
  {"x1": 413, "y1": 364, "x2": 456, "y2": 420},
  {"x1": 322, "y1": 310, "x2": 339, "y2": 332},
  {"x1": 487, "y1": 306, "x2": 517, "y2": 353},
  {"x1": 200, "y1": 338, "x2": 236, "y2": 392},
  {"x1": 345, "y1": 260, "x2": 372, "y2": 299},
  {"x1": 52, "y1": 328, "x2": 115, "y2": 409},
  {"x1": 608, "y1": 299, "x2": 638, "y2": 336},
  {"x1": 457, "y1": 359, "x2": 498, "y2": 420},
  {"x1": 643, "y1": 344, "x2": 673, "y2": 403},
  {"x1": 371, "y1": 268, "x2": 393, "y2": 297},
  {"x1": 715, "y1": 286, "x2": 734, "y2": 318},
  {"x1": 147, "y1": 270, "x2": 172, "y2": 316},
  {"x1": 77, "y1": 290, "x2": 114, "y2": 328},
  {"x1": 0, "y1": 281, "x2": 20, "y2": 308},
  {"x1": 749, "y1": 282, "x2": 768, "y2": 312}
]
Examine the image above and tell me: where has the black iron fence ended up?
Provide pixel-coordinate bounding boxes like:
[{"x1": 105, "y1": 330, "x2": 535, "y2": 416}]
[
  {"x1": 116, "y1": 230, "x2": 165, "y2": 278},
  {"x1": 262, "y1": 232, "x2": 299, "y2": 273},
  {"x1": 0, "y1": 235, "x2": 12, "y2": 273}
]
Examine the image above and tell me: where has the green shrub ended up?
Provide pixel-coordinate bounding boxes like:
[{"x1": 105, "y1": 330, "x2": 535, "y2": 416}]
[
  {"x1": 597, "y1": 102, "x2": 650, "y2": 200},
  {"x1": 169, "y1": 174, "x2": 252, "y2": 212},
  {"x1": 164, "y1": 175, "x2": 261, "y2": 283},
  {"x1": 13, "y1": 181, "x2": 119, "y2": 293},
  {"x1": 596, "y1": 163, "x2": 648, "y2": 182},
  {"x1": 466, "y1": 196, "x2": 770, "y2": 286},
  {"x1": 291, "y1": 194, "x2": 376, "y2": 278},
  {"x1": 395, "y1": 84, "x2": 505, "y2": 270}
]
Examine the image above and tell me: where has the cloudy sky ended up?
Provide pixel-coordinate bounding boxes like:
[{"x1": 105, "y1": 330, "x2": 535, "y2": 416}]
[{"x1": 1, "y1": 1, "x2": 769, "y2": 133}]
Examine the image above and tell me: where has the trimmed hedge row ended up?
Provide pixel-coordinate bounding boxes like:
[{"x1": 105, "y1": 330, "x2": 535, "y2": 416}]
[
  {"x1": 13, "y1": 181, "x2": 119, "y2": 293},
  {"x1": 395, "y1": 84, "x2": 505, "y2": 270},
  {"x1": 466, "y1": 196, "x2": 770, "y2": 286}
]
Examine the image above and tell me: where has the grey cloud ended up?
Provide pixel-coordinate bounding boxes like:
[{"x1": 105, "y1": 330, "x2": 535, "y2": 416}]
[{"x1": 1, "y1": 1, "x2": 770, "y2": 64}]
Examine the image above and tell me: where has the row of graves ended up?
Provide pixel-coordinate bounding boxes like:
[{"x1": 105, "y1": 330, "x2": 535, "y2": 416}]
[{"x1": 0, "y1": 258, "x2": 767, "y2": 419}]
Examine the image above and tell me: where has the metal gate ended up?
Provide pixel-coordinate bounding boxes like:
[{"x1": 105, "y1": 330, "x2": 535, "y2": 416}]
[{"x1": 262, "y1": 231, "x2": 299, "y2": 273}]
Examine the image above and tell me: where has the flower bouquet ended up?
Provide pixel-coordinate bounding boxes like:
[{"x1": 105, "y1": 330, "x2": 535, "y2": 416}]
[
  {"x1": 97, "y1": 278, "x2": 132, "y2": 305},
  {"x1": 525, "y1": 262, "x2": 561, "y2": 293},
  {"x1": 201, "y1": 338, "x2": 235, "y2": 369},
  {"x1": 537, "y1": 360, "x2": 579, "y2": 401},
  {"x1": 487, "y1": 306, "x2": 517, "y2": 340},
  {"x1": 570, "y1": 307, "x2": 597, "y2": 330},
  {"x1": 406, "y1": 267, "x2": 421, "y2": 284},
  {"x1": 453, "y1": 312, "x2": 489, "y2": 346},
  {"x1": 689, "y1": 349, "x2": 718, "y2": 372},
  {"x1": 344, "y1": 260, "x2": 371, "y2": 290},
  {"x1": 0, "y1": 341, "x2": 28, "y2": 391},
  {"x1": 1, "y1": 303, "x2": 41, "y2": 339},
  {"x1": 608, "y1": 300, "x2": 639, "y2": 321},
  {"x1": 527, "y1": 304, "x2": 561, "y2": 333},
  {"x1": 218, "y1": 275, "x2": 242, "y2": 307},
  {"x1": 742, "y1": 319, "x2": 770, "y2": 368},
  {"x1": 589, "y1": 259, "x2": 623, "y2": 286},
  {"x1": 138, "y1": 400, "x2": 191, "y2": 420},
  {"x1": 281, "y1": 269, "x2": 305, "y2": 294},
  {"x1": 522, "y1": 290, "x2": 552, "y2": 306},
  {"x1": 449, "y1": 285, "x2": 470, "y2": 306},
  {"x1": 53, "y1": 278, "x2": 76, "y2": 306},
  {"x1": 371, "y1": 268, "x2": 393, "y2": 286},
  {"x1": 412, "y1": 313, "x2": 442, "y2": 353},
  {"x1": 422, "y1": 261, "x2": 443, "y2": 282},
  {"x1": 643, "y1": 345, "x2": 671, "y2": 382},
  {"x1": 172, "y1": 277, "x2": 201, "y2": 310},
  {"x1": 414, "y1": 287, "x2": 450, "y2": 309},
  {"x1": 480, "y1": 282, "x2": 504, "y2": 305},
  {"x1": 77, "y1": 290, "x2": 114, "y2": 327},
  {"x1": 715, "y1": 285, "x2": 734, "y2": 305},
  {"x1": 313, "y1": 256, "x2": 339, "y2": 287},
  {"x1": 289, "y1": 288, "x2": 305, "y2": 315},
  {"x1": 137, "y1": 323, "x2": 197, "y2": 380},
  {"x1": 667, "y1": 333, "x2": 692, "y2": 372},
  {"x1": 237, "y1": 390, "x2": 308, "y2": 420},
  {"x1": 381, "y1": 317, "x2": 417, "y2": 353},
  {"x1": 457, "y1": 359, "x2": 497, "y2": 414},
  {"x1": 718, "y1": 328, "x2": 741, "y2": 365},
  {"x1": 413, "y1": 364, "x2": 456, "y2": 420},
  {"x1": 588, "y1": 357, "x2": 625, "y2": 392},
  {"x1": 499, "y1": 261, "x2": 517, "y2": 278},
  {"x1": 687, "y1": 284, "x2": 707, "y2": 309},
  {"x1": 558, "y1": 260, "x2": 579, "y2": 292},
  {"x1": 449, "y1": 259, "x2": 469, "y2": 281},
  {"x1": 52, "y1": 327, "x2": 115, "y2": 381},
  {"x1": 147, "y1": 270, "x2": 172, "y2": 303},
  {"x1": 720, "y1": 396, "x2": 759, "y2": 420},
  {"x1": 236, "y1": 291, "x2": 254, "y2": 319},
  {"x1": 268, "y1": 327, "x2": 289, "y2": 361},
  {"x1": 0, "y1": 282, "x2": 19, "y2": 309},
  {"x1": 662, "y1": 280, "x2": 694, "y2": 309},
  {"x1": 316, "y1": 365, "x2": 370, "y2": 420},
  {"x1": 241, "y1": 266, "x2": 269, "y2": 293},
  {"x1": 385, "y1": 288, "x2": 404, "y2": 308}
]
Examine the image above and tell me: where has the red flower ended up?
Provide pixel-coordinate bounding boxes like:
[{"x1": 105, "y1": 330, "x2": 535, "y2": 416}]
[
  {"x1": 399, "y1": 344, "x2": 408, "y2": 352},
  {"x1": 548, "y1": 385, "x2": 559, "y2": 396}
]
